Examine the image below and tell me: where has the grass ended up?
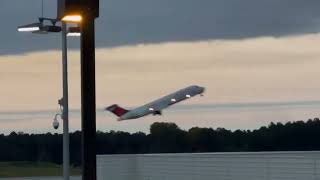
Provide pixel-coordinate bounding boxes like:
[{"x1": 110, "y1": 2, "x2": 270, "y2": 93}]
[{"x1": 0, "y1": 162, "x2": 81, "y2": 177}]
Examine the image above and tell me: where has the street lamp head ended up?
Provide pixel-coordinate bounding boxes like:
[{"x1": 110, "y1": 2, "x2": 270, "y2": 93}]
[
  {"x1": 43, "y1": 25, "x2": 62, "y2": 32},
  {"x1": 18, "y1": 18, "x2": 62, "y2": 34},
  {"x1": 17, "y1": 22, "x2": 42, "y2": 32},
  {"x1": 33, "y1": 25, "x2": 62, "y2": 34},
  {"x1": 61, "y1": 14, "x2": 82, "y2": 22},
  {"x1": 57, "y1": 0, "x2": 99, "y2": 20},
  {"x1": 67, "y1": 26, "x2": 81, "y2": 36},
  {"x1": 67, "y1": 32, "x2": 81, "y2": 36}
]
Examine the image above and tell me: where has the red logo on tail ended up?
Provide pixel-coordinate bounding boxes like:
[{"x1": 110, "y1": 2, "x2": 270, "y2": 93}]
[{"x1": 106, "y1": 104, "x2": 128, "y2": 117}]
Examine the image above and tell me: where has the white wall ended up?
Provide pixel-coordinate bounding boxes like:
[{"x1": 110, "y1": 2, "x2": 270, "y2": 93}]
[{"x1": 97, "y1": 151, "x2": 320, "y2": 180}]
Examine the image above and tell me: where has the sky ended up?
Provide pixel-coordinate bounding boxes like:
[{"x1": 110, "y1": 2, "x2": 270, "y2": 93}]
[{"x1": 1, "y1": 0, "x2": 320, "y2": 134}]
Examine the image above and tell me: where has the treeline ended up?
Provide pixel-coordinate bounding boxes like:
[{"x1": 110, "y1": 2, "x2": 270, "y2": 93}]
[{"x1": 1, "y1": 118, "x2": 320, "y2": 166}]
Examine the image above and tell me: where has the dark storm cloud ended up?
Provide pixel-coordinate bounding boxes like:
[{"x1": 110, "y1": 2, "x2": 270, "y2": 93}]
[{"x1": 1, "y1": 0, "x2": 320, "y2": 54}]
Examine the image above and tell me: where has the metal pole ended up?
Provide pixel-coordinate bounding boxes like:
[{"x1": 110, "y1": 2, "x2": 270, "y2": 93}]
[
  {"x1": 62, "y1": 22, "x2": 70, "y2": 180},
  {"x1": 80, "y1": 13, "x2": 97, "y2": 180}
]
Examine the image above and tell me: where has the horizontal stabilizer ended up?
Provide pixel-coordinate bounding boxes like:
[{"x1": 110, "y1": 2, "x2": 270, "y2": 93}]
[{"x1": 106, "y1": 104, "x2": 129, "y2": 117}]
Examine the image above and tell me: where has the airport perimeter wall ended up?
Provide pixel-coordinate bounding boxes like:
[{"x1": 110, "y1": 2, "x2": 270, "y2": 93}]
[{"x1": 97, "y1": 151, "x2": 320, "y2": 180}]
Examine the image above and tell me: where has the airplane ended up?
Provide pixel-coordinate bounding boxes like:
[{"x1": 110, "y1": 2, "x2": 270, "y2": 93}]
[{"x1": 105, "y1": 85, "x2": 205, "y2": 121}]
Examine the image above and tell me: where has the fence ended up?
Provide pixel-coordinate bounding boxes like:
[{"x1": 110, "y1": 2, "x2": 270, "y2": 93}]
[{"x1": 97, "y1": 151, "x2": 320, "y2": 180}]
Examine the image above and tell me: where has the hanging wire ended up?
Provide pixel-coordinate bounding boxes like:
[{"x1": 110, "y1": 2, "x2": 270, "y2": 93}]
[{"x1": 41, "y1": 0, "x2": 44, "y2": 17}]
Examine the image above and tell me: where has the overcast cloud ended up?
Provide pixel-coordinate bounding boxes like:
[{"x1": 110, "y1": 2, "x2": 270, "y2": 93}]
[
  {"x1": 1, "y1": 0, "x2": 320, "y2": 54},
  {"x1": 2, "y1": 1, "x2": 320, "y2": 133}
]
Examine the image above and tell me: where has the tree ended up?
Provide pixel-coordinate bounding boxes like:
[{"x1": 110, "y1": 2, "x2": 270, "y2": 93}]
[{"x1": 1, "y1": 119, "x2": 320, "y2": 165}]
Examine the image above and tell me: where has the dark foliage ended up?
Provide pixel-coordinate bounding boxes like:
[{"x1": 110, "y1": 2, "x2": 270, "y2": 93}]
[{"x1": 1, "y1": 118, "x2": 320, "y2": 166}]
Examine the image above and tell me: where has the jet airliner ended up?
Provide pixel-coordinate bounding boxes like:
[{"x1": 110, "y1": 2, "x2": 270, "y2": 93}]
[{"x1": 106, "y1": 85, "x2": 205, "y2": 121}]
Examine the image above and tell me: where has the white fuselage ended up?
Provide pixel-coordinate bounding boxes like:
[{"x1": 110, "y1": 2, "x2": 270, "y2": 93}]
[{"x1": 118, "y1": 85, "x2": 205, "y2": 120}]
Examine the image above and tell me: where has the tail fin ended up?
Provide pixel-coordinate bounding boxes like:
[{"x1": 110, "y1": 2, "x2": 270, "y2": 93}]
[{"x1": 105, "y1": 104, "x2": 129, "y2": 117}]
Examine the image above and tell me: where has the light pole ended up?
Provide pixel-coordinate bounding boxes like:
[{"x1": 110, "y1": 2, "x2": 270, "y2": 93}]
[
  {"x1": 80, "y1": 13, "x2": 97, "y2": 180},
  {"x1": 54, "y1": 23, "x2": 80, "y2": 180},
  {"x1": 21, "y1": 1, "x2": 99, "y2": 180},
  {"x1": 61, "y1": 22, "x2": 70, "y2": 180},
  {"x1": 18, "y1": 18, "x2": 80, "y2": 180},
  {"x1": 58, "y1": 1, "x2": 99, "y2": 179}
]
